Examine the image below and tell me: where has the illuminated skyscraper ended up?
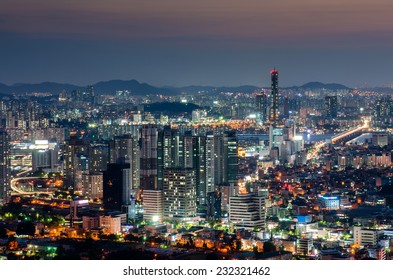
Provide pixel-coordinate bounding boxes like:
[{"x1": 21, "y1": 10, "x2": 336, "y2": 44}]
[
  {"x1": 110, "y1": 135, "x2": 140, "y2": 195},
  {"x1": 223, "y1": 131, "x2": 238, "y2": 185},
  {"x1": 0, "y1": 130, "x2": 10, "y2": 204},
  {"x1": 325, "y1": 95, "x2": 338, "y2": 118},
  {"x1": 103, "y1": 163, "x2": 131, "y2": 212},
  {"x1": 163, "y1": 168, "x2": 196, "y2": 220},
  {"x1": 140, "y1": 125, "x2": 158, "y2": 190},
  {"x1": 63, "y1": 136, "x2": 89, "y2": 193},
  {"x1": 256, "y1": 92, "x2": 268, "y2": 122},
  {"x1": 269, "y1": 69, "x2": 279, "y2": 123}
]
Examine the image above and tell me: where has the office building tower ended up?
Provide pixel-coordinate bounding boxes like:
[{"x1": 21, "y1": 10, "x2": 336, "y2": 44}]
[
  {"x1": 325, "y1": 95, "x2": 338, "y2": 118},
  {"x1": 103, "y1": 163, "x2": 131, "y2": 212},
  {"x1": 89, "y1": 142, "x2": 109, "y2": 173},
  {"x1": 207, "y1": 190, "x2": 221, "y2": 220},
  {"x1": 269, "y1": 69, "x2": 279, "y2": 123},
  {"x1": 31, "y1": 140, "x2": 58, "y2": 172},
  {"x1": 110, "y1": 135, "x2": 140, "y2": 195},
  {"x1": 183, "y1": 132, "x2": 194, "y2": 168},
  {"x1": 163, "y1": 168, "x2": 196, "y2": 220},
  {"x1": 0, "y1": 130, "x2": 10, "y2": 204},
  {"x1": 142, "y1": 189, "x2": 163, "y2": 223},
  {"x1": 283, "y1": 96, "x2": 289, "y2": 119},
  {"x1": 158, "y1": 126, "x2": 176, "y2": 188},
  {"x1": 229, "y1": 193, "x2": 266, "y2": 230},
  {"x1": 256, "y1": 92, "x2": 268, "y2": 122},
  {"x1": 157, "y1": 126, "x2": 184, "y2": 189},
  {"x1": 182, "y1": 132, "x2": 207, "y2": 206},
  {"x1": 140, "y1": 125, "x2": 158, "y2": 190},
  {"x1": 82, "y1": 172, "x2": 103, "y2": 200},
  {"x1": 63, "y1": 136, "x2": 89, "y2": 192},
  {"x1": 206, "y1": 133, "x2": 224, "y2": 194},
  {"x1": 193, "y1": 136, "x2": 206, "y2": 206},
  {"x1": 223, "y1": 131, "x2": 238, "y2": 185},
  {"x1": 86, "y1": 85, "x2": 95, "y2": 104}
]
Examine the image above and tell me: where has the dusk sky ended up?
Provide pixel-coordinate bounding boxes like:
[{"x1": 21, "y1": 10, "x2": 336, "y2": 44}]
[{"x1": 1, "y1": 0, "x2": 393, "y2": 87}]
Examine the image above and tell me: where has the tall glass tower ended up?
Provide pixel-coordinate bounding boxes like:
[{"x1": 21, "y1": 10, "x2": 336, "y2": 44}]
[
  {"x1": 269, "y1": 69, "x2": 279, "y2": 123},
  {"x1": 0, "y1": 130, "x2": 10, "y2": 204}
]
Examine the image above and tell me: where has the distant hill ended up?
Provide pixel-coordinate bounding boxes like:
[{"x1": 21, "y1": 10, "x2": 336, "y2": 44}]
[
  {"x1": 293, "y1": 82, "x2": 351, "y2": 91},
  {"x1": 94, "y1": 79, "x2": 177, "y2": 95},
  {"x1": 0, "y1": 83, "x2": 11, "y2": 95},
  {"x1": 0, "y1": 80, "x2": 176, "y2": 96},
  {"x1": 0, "y1": 79, "x2": 353, "y2": 96},
  {"x1": 175, "y1": 85, "x2": 260, "y2": 94}
]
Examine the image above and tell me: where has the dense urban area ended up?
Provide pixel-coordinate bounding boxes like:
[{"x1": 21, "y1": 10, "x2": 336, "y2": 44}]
[{"x1": 1, "y1": 71, "x2": 393, "y2": 260}]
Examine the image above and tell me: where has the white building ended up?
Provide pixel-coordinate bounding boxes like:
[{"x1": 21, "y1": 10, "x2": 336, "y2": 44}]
[
  {"x1": 318, "y1": 195, "x2": 340, "y2": 210},
  {"x1": 229, "y1": 193, "x2": 266, "y2": 230},
  {"x1": 353, "y1": 226, "x2": 383, "y2": 247},
  {"x1": 143, "y1": 189, "x2": 163, "y2": 223}
]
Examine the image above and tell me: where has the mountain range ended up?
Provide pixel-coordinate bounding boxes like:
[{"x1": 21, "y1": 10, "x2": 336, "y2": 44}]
[{"x1": 0, "y1": 79, "x2": 353, "y2": 96}]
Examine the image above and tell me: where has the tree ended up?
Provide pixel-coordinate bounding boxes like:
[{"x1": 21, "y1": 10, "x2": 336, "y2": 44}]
[
  {"x1": 263, "y1": 241, "x2": 277, "y2": 253},
  {"x1": 16, "y1": 221, "x2": 36, "y2": 236},
  {"x1": 0, "y1": 226, "x2": 7, "y2": 238}
]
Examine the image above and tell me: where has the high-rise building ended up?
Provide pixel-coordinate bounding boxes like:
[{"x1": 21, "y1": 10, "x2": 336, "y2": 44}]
[
  {"x1": 31, "y1": 140, "x2": 58, "y2": 172},
  {"x1": 157, "y1": 126, "x2": 183, "y2": 189},
  {"x1": 140, "y1": 125, "x2": 158, "y2": 190},
  {"x1": 82, "y1": 172, "x2": 103, "y2": 200},
  {"x1": 89, "y1": 142, "x2": 109, "y2": 173},
  {"x1": 206, "y1": 133, "x2": 224, "y2": 194},
  {"x1": 223, "y1": 131, "x2": 238, "y2": 185},
  {"x1": 0, "y1": 130, "x2": 10, "y2": 204},
  {"x1": 110, "y1": 135, "x2": 140, "y2": 195},
  {"x1": 256, "y1": 92, "x2": 268, "y2": 122},
  {"x1": 283, "y1": 96, "x2": 289, "y2": 119},
  {"x1": 142, "y1": 189, "x2": 163, "y2": 223},
  {"x1": 325, "y1": 95, "x2": 338, "y2": 118},
  {"x1": 229, "y1": 193, "x2": 266, "y2": 230},
  {"x1": 86, "y1": 85, "x2": 95, "y2": 104},
  {"x1": 103, "y1": 163, "x2": 131, "y2": 212},
  {"x1": 207, "y1": 190, "x2": 221, "y2": 220},
  {"x1": 269, "y1": 69, "x2": 279, "y2": 123},
  {"x1": 163, "y1": 168, "x2": 196, "y2": 220},
  {"x1": 192, "y1": 135, "x2": 206, "y2": 206},
  {"x1": 63, "y1": 136, "x2": 89, "y2": 192}
]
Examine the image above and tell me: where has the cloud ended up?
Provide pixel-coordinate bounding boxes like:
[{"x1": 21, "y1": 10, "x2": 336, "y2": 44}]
[{"x1": 0, "y1": 0, "x2": 392, "y2": 48}]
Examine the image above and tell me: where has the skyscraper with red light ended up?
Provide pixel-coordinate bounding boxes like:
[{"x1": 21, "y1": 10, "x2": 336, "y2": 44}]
[{"x1": 269, "y1": 69, "x2": 279, "y2": 123}]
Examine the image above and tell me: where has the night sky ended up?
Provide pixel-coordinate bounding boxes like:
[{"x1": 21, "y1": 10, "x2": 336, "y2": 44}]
[{"x1": 1, "y1": 0, "x2": 393, "y2": 87}]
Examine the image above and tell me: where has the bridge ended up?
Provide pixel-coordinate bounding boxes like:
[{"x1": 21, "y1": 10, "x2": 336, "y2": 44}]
[{"x1": 307, "y1": 120, "x2": 369, "y2": 161}]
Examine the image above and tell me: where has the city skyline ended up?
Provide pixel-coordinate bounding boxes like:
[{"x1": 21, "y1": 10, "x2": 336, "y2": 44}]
[
  {"x1": 2, "y1": 0, "x2": 393, "y2": 263},
  {"x1": 1, "y1": 0, "x2": 393, "y2": 87}
]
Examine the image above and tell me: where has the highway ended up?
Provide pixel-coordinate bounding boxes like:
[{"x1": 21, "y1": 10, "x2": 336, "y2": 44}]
[
  {"x1": 306, "y1": 120, "x2": 369, "y2": 161},
  {"x1": 11, "y1": 176, "x2": 54, "y2": 195}
]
